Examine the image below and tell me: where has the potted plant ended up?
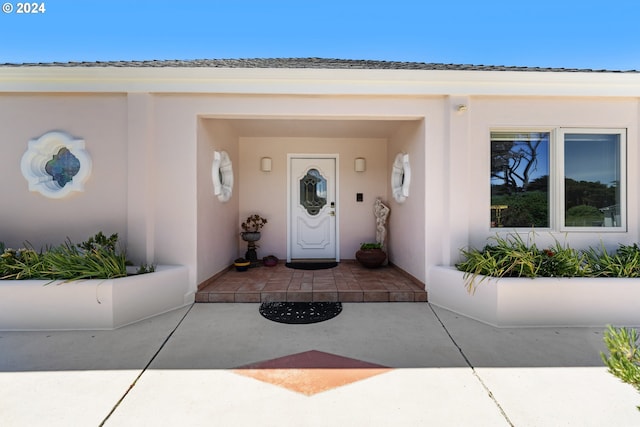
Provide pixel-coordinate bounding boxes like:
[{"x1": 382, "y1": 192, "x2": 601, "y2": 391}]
[
  {"x1": 240, "y1": 214, "x2": 267, "y2": 264},
  {"x1": 356, "y1": 242, "x2": 387, "y2": 268},
  {"x1": 240, "y1": 214, "x2": 268, "y2": 241}
]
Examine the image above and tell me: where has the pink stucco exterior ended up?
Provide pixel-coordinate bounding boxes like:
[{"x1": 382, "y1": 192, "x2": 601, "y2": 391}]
[{"x1": 2, "y1": 61, "x2": 640, "y2": 300}]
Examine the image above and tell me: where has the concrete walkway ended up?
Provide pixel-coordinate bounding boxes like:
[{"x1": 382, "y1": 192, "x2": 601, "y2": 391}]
[{"x1": 1, "y1": 303, "x2": 639, "y2": 426}]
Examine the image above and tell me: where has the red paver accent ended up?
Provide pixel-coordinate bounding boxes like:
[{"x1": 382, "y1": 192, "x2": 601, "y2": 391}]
[{"x1": 234, "y1": 350, "x2": 392, "y2": 396}]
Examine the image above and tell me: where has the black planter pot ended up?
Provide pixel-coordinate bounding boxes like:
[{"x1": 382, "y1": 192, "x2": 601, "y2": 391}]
[{"x1": 355, "y1": 248, "x2": 387, "y2": 268}]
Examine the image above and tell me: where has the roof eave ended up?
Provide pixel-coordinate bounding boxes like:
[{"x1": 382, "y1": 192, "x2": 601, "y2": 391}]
[{"x1": 1, "y1": 66, "x2": 640, "y2": 97}]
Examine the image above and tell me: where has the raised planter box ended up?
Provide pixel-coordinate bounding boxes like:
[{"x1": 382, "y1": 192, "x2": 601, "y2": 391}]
[
  {"x1": 0, "y1": 265, "x2": 191, "y2": 331},
  {"x1": 428, "y1": 266, "x2": 640, "y2": 327}
]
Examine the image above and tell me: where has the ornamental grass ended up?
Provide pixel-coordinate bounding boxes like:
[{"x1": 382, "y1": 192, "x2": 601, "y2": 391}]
[
  {"x1": 457, "y1": 233, "x2": 640, "y2": 293},
  {"x1": 0, "y1": 232, "x2": 128, "y2": 281}
]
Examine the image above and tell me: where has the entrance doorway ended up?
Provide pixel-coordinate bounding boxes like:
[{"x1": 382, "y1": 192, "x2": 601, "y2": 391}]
[{"x1": 288, "y1": 156, "x2": 338, "y2": 261}]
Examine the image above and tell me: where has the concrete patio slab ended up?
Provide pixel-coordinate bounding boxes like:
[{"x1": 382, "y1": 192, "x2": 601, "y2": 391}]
[
  {"x1": 430, "y1": 305, "x2": 607, "y2": 367},
  {"x1": 106, "y1": 368, "x2": 508, "y2": 427},
  {"x1": 0, "y1": 306, "x2": 191, "y2": 426},
  {"x1": 476, "y1": 367, "x2": 640, "y2": 427},
  {"x1": 147, "y1": 303, "x2": 467, "y2": 370},
  {"x1": 1, "y1": 302, "x2": 639, "y2": 426},
  {"x1": 0, "y1": 370, "x2": 136, "y2": 426}
]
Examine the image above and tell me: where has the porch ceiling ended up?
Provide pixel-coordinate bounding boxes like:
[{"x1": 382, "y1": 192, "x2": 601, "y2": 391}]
[{"x1": 221, "y1": 118, "x2": 416, "y2": 138}]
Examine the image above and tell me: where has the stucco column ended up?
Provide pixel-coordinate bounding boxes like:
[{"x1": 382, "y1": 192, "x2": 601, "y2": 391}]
[
  {"x1": 443, "y1": 96, "x2": 471, "y2": 266},
  {"x1": 126, "y1": 93, "x2": 155, "y2": 264}
]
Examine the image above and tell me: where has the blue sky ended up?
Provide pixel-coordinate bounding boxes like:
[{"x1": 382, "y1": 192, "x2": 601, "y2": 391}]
[{"x1": 1, "y1": 0, "x2": 639, "y2": 70}]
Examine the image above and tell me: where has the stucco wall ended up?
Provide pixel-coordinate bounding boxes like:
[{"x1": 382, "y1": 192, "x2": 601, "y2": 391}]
[
  {"x1": 238, "y1": 136, "x2": 389, "y2": 261},
  {"x1": 387, "y1": 121, "x2": 420, "y2": 278},
  {"x1": 462, "y1": 96, "x2": 639, "y2": 254},
  {"x1": 3, "y1": 67, "x2": 639, "y2": 299},
  {"x1": 197, "y1": 119, "x2": 239, "y2": 284},
  {"x1": 0, "y1": 94, "x2": 128, "y2": 249}
]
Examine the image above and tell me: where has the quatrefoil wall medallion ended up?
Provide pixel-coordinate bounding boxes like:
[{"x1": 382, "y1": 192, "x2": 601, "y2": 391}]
[{"x1": 21, "y1": 131, "x2": 92, "y2": 199}]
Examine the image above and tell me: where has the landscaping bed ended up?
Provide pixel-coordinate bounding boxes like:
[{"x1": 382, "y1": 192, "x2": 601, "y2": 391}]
[
  {"x1": 429, "y1": 234, "x2": 640, "y2": 327},
  {"x1": 428, "y1": 266, "x2": 640, "y2": 327},
  {"x1": 0, "y1": 265, "x2": 189, "y2": 330},
  {"x1": 0, "y1": 233, "x2": 190, "y2": 330}
]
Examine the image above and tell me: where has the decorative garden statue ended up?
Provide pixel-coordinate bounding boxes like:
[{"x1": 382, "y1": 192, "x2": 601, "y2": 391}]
[{"x1": 374, "y1": 198, "x2": 390, "y2": 248}]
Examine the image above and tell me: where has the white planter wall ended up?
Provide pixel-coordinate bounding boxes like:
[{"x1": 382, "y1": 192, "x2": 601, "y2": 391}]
[
  {"x1": 0, "y1": 265, "x2": 190, "y2": 331},
  {"x1": 428, "y1": 266, "x2": 640, "y2": 327}
]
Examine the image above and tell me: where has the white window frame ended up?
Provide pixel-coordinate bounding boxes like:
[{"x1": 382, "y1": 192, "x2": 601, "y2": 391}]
[
  {"x1": 557, "y1": 128, "x2": 627, "y2": 232},
  {"x1": 489, "y1": 127, "x2": 627, "y2": 233},
  {"x1": 489, "y1": 128, "x2": 554, "y2": 231}
]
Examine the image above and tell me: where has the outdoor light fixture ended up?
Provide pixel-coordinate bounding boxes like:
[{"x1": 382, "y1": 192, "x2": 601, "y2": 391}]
[
  {"x1": 354, "y1": 157, "x2": 366, "y2": 172},
  {"x1": 260, "y1": 157, "x2": 272, "y2": 172}
]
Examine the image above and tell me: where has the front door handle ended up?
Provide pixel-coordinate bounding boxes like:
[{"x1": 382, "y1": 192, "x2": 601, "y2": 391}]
[{"x1": 329, "y1": 211, "x2": 335, "y2": 216}]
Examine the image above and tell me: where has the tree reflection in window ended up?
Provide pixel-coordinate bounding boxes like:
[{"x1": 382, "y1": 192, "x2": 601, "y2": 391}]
[
  {"x1": 564, "y1": 133, "x2": 621, "y2": 227},
  {"x1": 300, "y1": 168, "x2": 327, "y2": 215},
  {"x1": 490, "y1": 132, "x2": 550, "y2": 228}
]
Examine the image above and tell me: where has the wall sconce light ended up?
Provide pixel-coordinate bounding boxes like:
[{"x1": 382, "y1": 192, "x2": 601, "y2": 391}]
[
  {"x1": 354, "y1": 157, "x2": 366, "y2": 172},
  {"x1": 260, "y1": 157, "x2": 272, "y2": 172}
]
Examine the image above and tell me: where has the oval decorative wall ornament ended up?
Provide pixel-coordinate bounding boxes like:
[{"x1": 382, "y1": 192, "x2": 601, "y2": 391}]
[
  {"x1": 391, "y1": 152, "x2": 411, "y2": 203},
  {"x1": 20, "y1": 131, "x2": 92, "y2": 199},
  {"x1": 212, "y1": 150, "x2": 234, "y2": 202}
]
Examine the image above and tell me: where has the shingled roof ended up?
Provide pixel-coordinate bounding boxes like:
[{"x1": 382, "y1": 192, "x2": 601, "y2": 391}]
[{"x1": 4, "y1": 57, "x2": 638, "y2": 73}]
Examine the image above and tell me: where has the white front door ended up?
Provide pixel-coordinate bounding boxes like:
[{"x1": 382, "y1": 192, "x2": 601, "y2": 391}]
[{"x1": 289, "y1": 157, "x2": 337, "y2": 261}]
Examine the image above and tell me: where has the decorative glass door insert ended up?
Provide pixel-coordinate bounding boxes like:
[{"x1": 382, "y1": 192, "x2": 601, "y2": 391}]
[{"x1": 300, "y1": 168, "x2": 327, "y2": 215}]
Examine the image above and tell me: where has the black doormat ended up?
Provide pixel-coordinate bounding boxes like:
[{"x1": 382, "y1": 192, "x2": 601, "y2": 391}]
[
  {"x1": 285, "y1": 262, "x2": 338, "y2": 270},
  {"x1": 259, "y1": 302, "x2": 342, "y2": 324}
]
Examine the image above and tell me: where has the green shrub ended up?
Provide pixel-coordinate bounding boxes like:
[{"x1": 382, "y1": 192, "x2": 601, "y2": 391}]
[
  {"x1": 42, "y1": 238, "x2": 127, "y2": 280},
  {"x1": 456, "y1": 233, "x2": 640, "y2": 292},
  {"x1": 0, "y1": 246, "x2": 45, "y2": 280},
  {"x1": 0, "y1": 232, "x2": 129, "y2": 281},
  {"x1": 601, "y1": 325, "x2": 640, "y2": 410},
  {"x1": 586, "y1": 243, "x2": 640, "y2": 278}
]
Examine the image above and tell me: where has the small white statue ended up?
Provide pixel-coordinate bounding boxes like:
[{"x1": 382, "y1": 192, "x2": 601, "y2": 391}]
[{"x1": 374, "y1": 198, "x2": 390, "y2": 248}]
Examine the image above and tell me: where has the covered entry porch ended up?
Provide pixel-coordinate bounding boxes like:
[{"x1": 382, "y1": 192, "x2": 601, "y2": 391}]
[{"x1": 196, "y1": 110, "x2": 433, "y2": 296}]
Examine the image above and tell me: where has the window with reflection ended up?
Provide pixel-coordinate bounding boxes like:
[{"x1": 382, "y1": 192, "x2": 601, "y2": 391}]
[
  {"x1": 300, "y1": 168, "x2": 327, "y2": 215},
  {"x1": 490, "y1": 128, "x2": 626, "y2": 231},
  {"x1": 490, "y1": 131, "x2": 550, "y2": 228},
  {"x1": 563, "y1": 132, "x2": 622, "y2": 228}
]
